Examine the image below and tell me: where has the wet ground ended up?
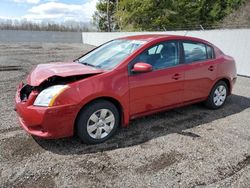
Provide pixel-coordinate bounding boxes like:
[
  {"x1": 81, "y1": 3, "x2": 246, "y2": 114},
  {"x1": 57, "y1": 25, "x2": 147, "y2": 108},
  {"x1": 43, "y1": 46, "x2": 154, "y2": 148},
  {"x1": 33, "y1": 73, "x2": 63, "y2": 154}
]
[{"x1": 0, "y1": 43, "x2": 250, "y2": 187}]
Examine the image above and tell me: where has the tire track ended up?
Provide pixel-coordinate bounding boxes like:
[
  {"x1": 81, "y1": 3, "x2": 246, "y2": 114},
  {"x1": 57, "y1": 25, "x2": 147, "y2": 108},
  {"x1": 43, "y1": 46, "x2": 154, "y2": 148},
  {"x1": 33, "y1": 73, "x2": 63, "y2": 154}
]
[
  {"x1": 0, "y1": 65, "x2": 22, "y2": 71},
  {"x1": 0, "y1": 127, "x2": 21, "y2": 134}
]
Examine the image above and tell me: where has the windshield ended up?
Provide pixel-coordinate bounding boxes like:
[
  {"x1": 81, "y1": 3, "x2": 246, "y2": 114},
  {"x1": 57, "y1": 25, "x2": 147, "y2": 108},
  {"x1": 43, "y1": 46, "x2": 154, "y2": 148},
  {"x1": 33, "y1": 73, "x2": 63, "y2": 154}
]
[{"x1": 78, "y1": 39, "x2": 146, "y2": 70}]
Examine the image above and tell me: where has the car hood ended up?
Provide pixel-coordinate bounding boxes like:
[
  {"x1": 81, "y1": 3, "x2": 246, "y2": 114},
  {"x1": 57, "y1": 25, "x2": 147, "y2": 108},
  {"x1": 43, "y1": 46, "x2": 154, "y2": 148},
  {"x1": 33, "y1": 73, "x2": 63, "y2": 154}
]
[{"x1": 26, "y1": 62, "x2": 104, "y2": 86}]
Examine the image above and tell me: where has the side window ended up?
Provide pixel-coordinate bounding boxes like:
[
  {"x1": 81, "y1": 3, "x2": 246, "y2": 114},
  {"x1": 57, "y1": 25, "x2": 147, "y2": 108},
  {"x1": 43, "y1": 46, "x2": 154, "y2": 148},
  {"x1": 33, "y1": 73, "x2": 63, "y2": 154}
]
[
  {"x1": 132, "y1": 41, "x2": 180, "y2": 70},
  {"x1": 183, "y1": 42, "x2": 207, "y2": 63},
  {"x1": 148, "y1": 46, "x2": 158, "y2": 55},
  {"x1": 206, "y1": 45, "x2": 214, "y2": 59},
  {"x1": 148, "y1": 44, "x2": 163, "y2": 55}
]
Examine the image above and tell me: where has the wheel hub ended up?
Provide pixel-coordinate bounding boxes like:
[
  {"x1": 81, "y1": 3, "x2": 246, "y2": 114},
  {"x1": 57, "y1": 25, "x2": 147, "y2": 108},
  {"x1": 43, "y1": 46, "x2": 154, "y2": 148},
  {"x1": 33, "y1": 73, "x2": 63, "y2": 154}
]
[{"x1": 97, "y1": 119, "x2": 105, "y2": 127}]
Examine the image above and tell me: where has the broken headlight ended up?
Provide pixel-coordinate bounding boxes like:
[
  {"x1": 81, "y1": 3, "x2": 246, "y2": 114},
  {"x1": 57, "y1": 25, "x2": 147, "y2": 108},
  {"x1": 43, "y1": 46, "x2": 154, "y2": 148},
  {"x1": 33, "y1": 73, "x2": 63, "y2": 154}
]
[{"x1": 33, "y1": 85, "x2": 69, "y2": 107}]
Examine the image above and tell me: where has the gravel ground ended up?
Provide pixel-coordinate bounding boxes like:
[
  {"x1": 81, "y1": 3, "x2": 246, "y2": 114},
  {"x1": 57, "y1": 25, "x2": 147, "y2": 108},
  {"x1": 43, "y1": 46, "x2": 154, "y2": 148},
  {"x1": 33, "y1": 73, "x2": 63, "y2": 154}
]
[{"x1": 0, "y1": 43, "x2": 250, "y2": 188}]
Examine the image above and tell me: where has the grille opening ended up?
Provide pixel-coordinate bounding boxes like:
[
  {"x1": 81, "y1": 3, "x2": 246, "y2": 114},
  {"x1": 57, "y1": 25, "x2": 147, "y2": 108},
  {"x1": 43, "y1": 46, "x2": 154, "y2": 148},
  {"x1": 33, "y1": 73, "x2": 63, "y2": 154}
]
[{"x1": 20, "y1": 84, "x2": 34, "y2": 101}]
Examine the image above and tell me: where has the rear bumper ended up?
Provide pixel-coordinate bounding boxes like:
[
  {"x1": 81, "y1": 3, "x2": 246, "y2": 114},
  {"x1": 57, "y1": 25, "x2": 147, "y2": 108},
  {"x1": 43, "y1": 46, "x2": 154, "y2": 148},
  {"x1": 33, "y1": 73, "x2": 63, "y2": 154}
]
[{"x1": 15, "y1": 84, "x2": 78, "y2": 139}]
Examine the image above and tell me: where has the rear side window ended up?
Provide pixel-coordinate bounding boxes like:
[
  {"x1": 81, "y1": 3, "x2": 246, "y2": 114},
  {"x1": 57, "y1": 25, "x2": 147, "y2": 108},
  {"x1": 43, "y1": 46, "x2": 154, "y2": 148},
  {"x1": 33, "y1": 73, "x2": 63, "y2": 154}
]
[
  {"x1": 183, "y1": 42, "x2": 214, "y2": 63},
  {"x1": 206, "y1": 45, "x2": 214, "y2": 59}
]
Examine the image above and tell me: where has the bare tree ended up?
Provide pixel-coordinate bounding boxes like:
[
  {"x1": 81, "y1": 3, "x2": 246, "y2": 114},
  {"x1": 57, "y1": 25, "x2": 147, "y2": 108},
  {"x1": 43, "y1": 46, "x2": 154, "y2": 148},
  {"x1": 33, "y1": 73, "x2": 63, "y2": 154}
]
[
  {"x1": 107, "y1": 0, "x2": 111, "y2": 32},
  {"x1": 0, "y1": 19, "x2": 97, "y2": 32}
]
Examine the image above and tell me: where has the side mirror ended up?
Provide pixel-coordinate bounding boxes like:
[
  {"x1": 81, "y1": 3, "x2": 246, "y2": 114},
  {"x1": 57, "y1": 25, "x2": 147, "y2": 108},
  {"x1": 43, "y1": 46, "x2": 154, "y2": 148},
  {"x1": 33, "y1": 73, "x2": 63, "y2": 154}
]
[{"x1": 132, "y1": 62, "x2": 153, "y2": 73}]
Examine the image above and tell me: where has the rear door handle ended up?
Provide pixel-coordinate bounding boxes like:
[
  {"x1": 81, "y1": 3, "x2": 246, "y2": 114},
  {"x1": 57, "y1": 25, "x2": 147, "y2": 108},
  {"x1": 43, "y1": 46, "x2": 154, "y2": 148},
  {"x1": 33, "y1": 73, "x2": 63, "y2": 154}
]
[
  {"x1": 172, "y1": 73, "x2": 182, "y2": 80},
  {"x1": 208, "y1": 66, "x2": 214, "y2": 71}
]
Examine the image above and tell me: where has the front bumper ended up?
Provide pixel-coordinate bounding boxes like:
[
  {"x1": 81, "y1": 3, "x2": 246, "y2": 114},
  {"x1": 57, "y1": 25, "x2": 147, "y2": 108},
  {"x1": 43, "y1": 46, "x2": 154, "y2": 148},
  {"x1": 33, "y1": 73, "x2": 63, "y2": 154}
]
[{"x1": 15, "y1": 83, "x2": 78, "y2": 139}]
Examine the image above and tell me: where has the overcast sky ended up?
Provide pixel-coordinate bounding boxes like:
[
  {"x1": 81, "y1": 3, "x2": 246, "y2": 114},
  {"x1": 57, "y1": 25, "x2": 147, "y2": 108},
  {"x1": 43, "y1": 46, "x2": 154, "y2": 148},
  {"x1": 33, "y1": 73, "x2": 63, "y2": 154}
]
[{"x1": 0, "y1": 0, "x2": 98, "y2": 22}]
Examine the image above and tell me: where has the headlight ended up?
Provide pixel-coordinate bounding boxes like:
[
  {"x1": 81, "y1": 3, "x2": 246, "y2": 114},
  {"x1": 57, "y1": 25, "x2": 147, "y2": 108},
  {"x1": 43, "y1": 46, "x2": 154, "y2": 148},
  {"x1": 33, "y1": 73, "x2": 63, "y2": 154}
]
[{"x1": 34, "y1": 85, "x2": 68, "y2": 107}]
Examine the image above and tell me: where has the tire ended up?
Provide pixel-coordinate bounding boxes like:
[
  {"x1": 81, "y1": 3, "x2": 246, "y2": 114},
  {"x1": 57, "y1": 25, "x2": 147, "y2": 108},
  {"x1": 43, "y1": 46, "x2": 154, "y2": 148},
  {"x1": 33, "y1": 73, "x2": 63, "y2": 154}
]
[
  {"x1": 205, "y1": 81, "x2": 228, "y2": 109},
  {"x1": 76, "y1": 100, "x2": 119, "y2": 144}
]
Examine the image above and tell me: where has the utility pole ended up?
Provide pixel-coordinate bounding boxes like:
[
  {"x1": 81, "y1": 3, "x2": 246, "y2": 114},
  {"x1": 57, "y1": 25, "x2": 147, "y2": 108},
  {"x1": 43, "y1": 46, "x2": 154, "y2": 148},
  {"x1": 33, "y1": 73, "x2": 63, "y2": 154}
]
[{"x1": 107, "y1": 0, "x2": 111, "y2": 32}]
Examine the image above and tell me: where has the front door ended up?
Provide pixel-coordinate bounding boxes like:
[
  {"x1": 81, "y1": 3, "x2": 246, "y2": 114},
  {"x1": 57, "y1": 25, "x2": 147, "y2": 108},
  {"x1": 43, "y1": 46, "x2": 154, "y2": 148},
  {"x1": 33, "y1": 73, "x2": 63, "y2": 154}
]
[{"x1": 128, "y1": 41, "x2": 184, "y2": 116}]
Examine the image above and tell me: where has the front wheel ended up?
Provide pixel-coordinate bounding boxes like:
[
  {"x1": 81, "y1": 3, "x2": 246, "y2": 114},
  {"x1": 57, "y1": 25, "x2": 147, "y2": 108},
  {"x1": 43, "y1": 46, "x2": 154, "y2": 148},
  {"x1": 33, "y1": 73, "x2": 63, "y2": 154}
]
[
  {"x1": 205, "y1": 81, "x2": 228, "y2": 109},
  {"x1": 76, "y1": 100, "x2": 119, "y2": 144}
]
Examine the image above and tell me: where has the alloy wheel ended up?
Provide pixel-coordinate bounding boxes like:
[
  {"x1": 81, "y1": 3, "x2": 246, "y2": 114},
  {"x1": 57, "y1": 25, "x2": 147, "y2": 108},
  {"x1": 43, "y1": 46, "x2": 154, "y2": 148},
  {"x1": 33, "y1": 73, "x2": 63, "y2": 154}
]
[
  {"x1": 213, "y1": 85, "x2": 227, "y2": 106},
  {"x1": 86, "y1": 109, "x2": 115, "y2": 139}
]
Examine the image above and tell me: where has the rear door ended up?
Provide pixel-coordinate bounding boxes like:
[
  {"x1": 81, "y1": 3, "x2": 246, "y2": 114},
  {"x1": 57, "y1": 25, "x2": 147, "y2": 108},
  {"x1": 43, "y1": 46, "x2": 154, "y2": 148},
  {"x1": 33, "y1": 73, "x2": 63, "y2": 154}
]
[{"x1": 182, "y1": 41, "x2": 217, "y2": 102}]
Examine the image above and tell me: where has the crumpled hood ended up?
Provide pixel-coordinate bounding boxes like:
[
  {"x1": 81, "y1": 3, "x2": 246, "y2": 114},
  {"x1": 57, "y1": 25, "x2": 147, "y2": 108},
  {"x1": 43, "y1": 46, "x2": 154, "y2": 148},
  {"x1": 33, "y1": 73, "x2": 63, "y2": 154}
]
[{"x1": 26, "y1": 62, "x2": 104, "y2": 86}]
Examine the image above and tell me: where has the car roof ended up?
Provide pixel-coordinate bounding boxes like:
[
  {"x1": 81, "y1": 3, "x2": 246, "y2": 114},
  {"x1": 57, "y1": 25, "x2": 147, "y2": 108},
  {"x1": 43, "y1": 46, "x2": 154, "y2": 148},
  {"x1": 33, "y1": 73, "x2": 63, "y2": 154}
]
[
  {"x1": 119, "y1": 34, "x2": 210, "y2": 44},
  {"x1": 119, "y1": 34, "x2": 171, "y2": 41}
]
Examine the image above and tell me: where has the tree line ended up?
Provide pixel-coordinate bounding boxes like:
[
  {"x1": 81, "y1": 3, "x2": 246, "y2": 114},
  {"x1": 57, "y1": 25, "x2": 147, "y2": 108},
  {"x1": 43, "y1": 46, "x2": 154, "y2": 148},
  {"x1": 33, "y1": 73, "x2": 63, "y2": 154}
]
[
  {"x1": 0, "y1": 19, "x2": 96, "y2": 32},
  {"x1": 93, "y1": 0, "x2": 247, "y2": 31}
]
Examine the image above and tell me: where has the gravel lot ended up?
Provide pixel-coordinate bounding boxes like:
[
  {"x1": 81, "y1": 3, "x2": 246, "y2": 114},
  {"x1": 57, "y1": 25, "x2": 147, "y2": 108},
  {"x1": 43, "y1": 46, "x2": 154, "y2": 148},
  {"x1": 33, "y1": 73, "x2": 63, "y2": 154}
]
[{"x1": 0, "y1": 43, "x2": 250, "y2": 188}]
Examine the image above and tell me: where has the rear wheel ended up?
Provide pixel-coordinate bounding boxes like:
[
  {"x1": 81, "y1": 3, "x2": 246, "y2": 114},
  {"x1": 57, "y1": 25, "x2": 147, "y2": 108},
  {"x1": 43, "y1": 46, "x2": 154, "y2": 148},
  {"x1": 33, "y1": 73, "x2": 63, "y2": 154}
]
[
  {"x1": 76, "y1": 100, "x2": 119, "y2": 144},
  {"x1": 205, "y1": 81, "x2": 228, "y2": 109}
]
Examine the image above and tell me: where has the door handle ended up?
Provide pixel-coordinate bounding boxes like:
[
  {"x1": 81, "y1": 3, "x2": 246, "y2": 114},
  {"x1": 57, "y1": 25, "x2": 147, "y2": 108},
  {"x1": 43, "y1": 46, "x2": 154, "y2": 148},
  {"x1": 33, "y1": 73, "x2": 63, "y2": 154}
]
[
  {"x1": 172, "y1": 73, "x2": 181, "y2": 80},
  {"x1": 208, "y1": 66, "x2": 214, "y2": 71}
]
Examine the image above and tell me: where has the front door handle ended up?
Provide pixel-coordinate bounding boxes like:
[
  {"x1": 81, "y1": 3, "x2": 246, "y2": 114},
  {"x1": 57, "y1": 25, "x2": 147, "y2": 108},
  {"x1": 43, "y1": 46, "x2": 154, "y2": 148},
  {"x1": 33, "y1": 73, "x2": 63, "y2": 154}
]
[
  {"x1": 208, "y1": 66, "x2": 214, "y2": 71},
  {"x1": 172, "y1": 73, "x2": 181, "y2": 80}
]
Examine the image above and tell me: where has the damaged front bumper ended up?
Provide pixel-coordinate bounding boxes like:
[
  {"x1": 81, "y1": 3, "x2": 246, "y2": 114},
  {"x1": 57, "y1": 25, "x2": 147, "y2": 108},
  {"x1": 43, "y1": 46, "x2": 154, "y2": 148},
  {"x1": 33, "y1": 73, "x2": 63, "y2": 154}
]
[{"x1": 15, "y1": 82, "x2": 78, "y2": 139}]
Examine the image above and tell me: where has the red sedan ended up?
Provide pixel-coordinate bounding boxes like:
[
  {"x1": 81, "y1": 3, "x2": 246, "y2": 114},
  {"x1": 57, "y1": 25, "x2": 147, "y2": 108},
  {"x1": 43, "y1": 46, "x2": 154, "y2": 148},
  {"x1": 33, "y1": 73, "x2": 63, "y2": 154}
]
[{"x1": 15, "y1": 35, "x2": 237, "y2": 144}]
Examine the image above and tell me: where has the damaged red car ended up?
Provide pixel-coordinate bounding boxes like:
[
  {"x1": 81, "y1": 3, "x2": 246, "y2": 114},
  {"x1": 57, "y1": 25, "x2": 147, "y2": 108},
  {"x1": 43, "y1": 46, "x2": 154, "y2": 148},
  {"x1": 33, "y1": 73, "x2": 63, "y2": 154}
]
[{"x1": 15, "y1": 35, "x2": 237, "y2": 144}]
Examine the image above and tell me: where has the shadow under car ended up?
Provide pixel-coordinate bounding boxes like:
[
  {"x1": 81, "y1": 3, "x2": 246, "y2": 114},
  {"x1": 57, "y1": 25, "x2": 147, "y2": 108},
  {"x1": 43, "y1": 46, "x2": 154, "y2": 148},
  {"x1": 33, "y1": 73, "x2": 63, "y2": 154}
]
[{"x1": 34, "y1": 94, "x2": 250, "y2": 155}]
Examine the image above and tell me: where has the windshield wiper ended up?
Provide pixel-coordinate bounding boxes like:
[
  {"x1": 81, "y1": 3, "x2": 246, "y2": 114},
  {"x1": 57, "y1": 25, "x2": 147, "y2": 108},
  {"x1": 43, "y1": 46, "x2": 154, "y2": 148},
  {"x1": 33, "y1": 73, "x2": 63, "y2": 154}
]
[
  {"x1": 73, "y1": 59, "x2": 79, "y2": 63},
  {"x1": 80, "y1": 62, "x2": 98, "y2": 68}
]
